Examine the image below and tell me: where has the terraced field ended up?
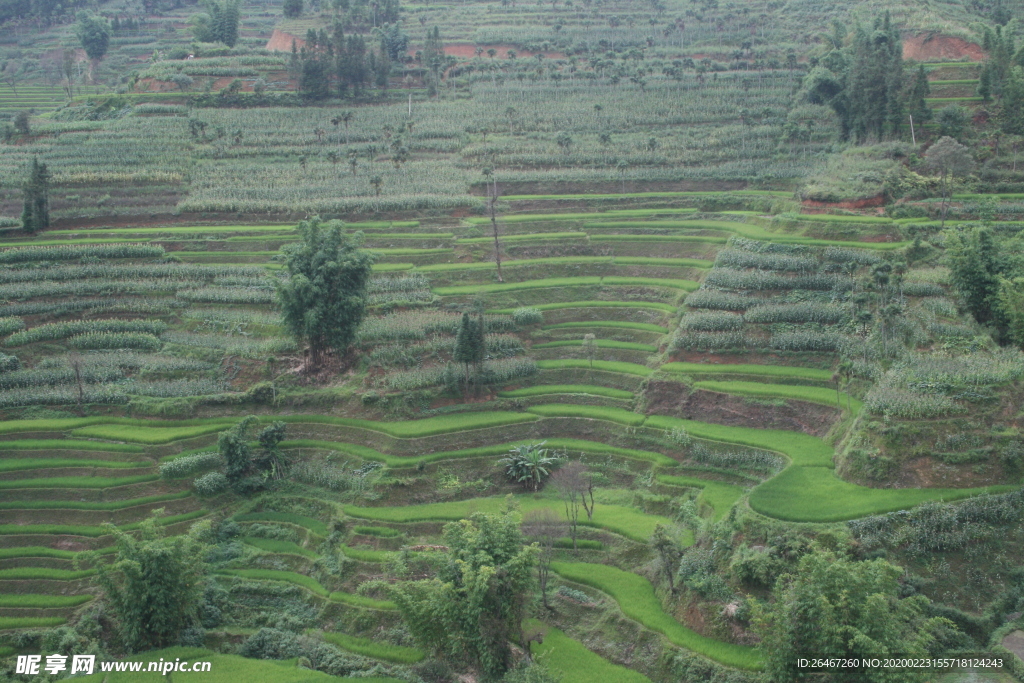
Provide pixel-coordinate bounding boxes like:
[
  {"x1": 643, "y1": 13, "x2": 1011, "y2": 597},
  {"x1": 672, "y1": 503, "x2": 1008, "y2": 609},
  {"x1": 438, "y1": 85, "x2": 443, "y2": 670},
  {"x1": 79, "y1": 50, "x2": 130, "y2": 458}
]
[{"x1": 2, "y1": 189, "x2": 1019, "y2": 680}]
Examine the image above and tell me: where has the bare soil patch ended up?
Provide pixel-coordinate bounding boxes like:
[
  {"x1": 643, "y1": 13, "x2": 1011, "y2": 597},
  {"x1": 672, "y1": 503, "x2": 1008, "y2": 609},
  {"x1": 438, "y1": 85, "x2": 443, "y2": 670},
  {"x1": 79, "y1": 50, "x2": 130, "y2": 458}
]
[{"x1": 903, "y1": 34, "x2": 985, "y2": 62}]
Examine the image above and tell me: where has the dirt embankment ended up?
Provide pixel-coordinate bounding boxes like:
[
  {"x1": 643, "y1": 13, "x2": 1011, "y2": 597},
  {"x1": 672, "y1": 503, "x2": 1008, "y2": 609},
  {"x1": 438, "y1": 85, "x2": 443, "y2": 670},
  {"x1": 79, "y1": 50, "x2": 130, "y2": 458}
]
[
  {"x1": 267, "y1": 29, "x2": 305, "y2": 52},
  {"x1": 902, "y1": 33, "x2": 985, "y2": 62},
  {"x1": 645, "y1": 380, "x2": 839, "y2": 437}
]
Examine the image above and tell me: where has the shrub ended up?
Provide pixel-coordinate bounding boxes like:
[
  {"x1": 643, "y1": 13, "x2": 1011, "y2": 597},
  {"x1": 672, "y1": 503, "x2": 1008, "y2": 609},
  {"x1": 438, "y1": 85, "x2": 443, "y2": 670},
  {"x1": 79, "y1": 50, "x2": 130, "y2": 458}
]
[
  {"x1": 160, "y1": 451, "x2": 223, "y2": 478},
  {"x1": 241, "y1": 627, "x2": 304, "y2": 659},
  {"x1": 768, "y1": 331, "x2": 843, "y2": 352},
  {"x1": 194, "y1": 471, "x2": 228, "y2": 496},
  {"x1": 0, "y1": 317, "x2": 25, "y2": 336},
  {"x1": 5, "y1": 319, "x2": 167, "y2": 347},
  {"x1": 715, "y1": 249, "x2": 818, "y2": 272},
  {"x1": 744, "y1": 303, "x2": 846, "y2": 324},
  {"x1": 0, "y1": 353, "x2": 20, "y2": 372},
  {"x1": 680, "y1": 312, "x2": 744, "y2": 331},
  {"x1": 0, "y1": 243, "x2": 164, "y2": 264},
  {"x1": 684, "y1": 289, "x2": 760, "y2": 311},
  {"x1": 555, "y1": 586, "x2": 594, "y2": 603},
  {"x1": 512, "y1": 307, "x2": 543, "y2": 326}
]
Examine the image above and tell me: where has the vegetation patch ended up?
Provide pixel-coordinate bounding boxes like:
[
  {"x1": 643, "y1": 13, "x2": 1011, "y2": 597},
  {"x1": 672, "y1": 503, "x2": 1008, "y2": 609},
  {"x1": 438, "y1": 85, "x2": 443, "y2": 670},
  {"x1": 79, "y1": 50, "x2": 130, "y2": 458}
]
[
  {"x1": 536, "y1": 360, "x2": 653, "y2": 376},
  {"x1": 497, "y1": 385, "x2": 634, "y2": 399},
  {"x1": 550, "y1": 562, "x2": 762, "y2": 670},
  {"x1": 693, "y1": 380, "x2": 861, "y2": 412},
  {"x1": 320, "y1": 632, "x2": 424, "y2": 663},
  {"x1": 524, "y1": 620, "x2": 652, "y2": 683}
]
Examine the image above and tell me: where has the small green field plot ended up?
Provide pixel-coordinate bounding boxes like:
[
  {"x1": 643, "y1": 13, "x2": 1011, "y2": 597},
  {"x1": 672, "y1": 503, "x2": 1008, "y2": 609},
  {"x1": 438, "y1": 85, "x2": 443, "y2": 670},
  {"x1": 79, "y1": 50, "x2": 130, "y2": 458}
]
[
  {"x1": 542, "y1": 321, "x2": 668, "y2": 333},
  {"x1": 532, "y1": 339, "x2": 657, "y2": 352},
  {"x1": 0, "y1": 617, "x2": 66, "y2": 630},
  {"x1": 321, "y1": 632, "x2": 425, "y2": 663},
  {"x1": 536, "y1": 359, "x2": 654, "y2": 376},
  {"x1": 661, "y1": 362, "x2": 833, "y2": 382},
  {"x1": 0, "y1": 439, "x2": 144, "y2": 453},
  {"x1": 551, "y1": 562, "x2": 762, "y2": 670},
  {"x1": 488, "y1": 300, "x2": 677, "y2": 314},
  {"x1": 241, "y1": 537, "x2": 319, "y2": 559},
  {"x1": 0, "y1": 473, "x2": 159, "y2": 490},
  {"x1": 525, "y1": 404, "x2": 647, "y2": 426},
  {"x1": 0, "y1": 594, "x2": 93, "y2": 608},
  {"x1": 71, "y1": 422, "x2": 235, "y2": 444},
  {"x1": 0, "y1": 492, "x2": 190, "y2": 511},
  {"x1": 749, "y1": 467, "x2": 1015, "y2": 523},
  {"x1": 0, "y1": 567, "x2": 97, "y2": 580},
  {"x1": 497, "y1": 385, "x2": 634, "y2": 399},
  {"x1": 233, "y1": 512, "x2": 329, "y2": 535},
  {"x1": 525, "y1": 620, "x2": 652, "y2": 683},
  {"x1": 345, "y1": 497, "x2": 672, "y2": 542},
  {"x1": 656, "y1": 475, "x2": 744, "y2": 522},
  {"x1": 693, "y1": 380, "x2": 861, "y2": 412},
  {"x1": 433, "y1": 276, "x2": 698, "y2": 296}
]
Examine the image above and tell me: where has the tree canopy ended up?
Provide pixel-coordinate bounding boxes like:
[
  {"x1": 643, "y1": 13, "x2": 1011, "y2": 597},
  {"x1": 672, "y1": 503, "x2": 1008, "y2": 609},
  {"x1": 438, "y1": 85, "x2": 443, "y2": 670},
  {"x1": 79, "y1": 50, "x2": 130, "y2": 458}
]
[
  {"x1": 75, "y1": 12, "x2": 110, "y2": 61},
  {"x1": 93, "y1": 514, "x2": 209, "y2": 652},
  {"x1": 753, "y1": 551, "x2": 955, "y2": 683},
  {"x1": 277, "y1": 217, "x2": 375, "y2": 369},
  {"x1": 391, "y1": 507, "x2": 536, "y2": 678},
  {"x1": 21, "y1": 157, "x2": 50, "y2": 234}
]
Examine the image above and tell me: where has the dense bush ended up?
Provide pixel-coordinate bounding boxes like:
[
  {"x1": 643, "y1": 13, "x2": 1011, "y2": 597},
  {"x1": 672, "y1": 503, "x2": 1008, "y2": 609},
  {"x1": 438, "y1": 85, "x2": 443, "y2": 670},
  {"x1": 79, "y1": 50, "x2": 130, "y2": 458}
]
[
  {"x1": 512, "y1": 307, "x2": 543, "y2": 326},
  {"x1": 684, "y1": 289, "x2": 761, "y2": 311},
  {"x1": 744, "y1": 303, "x2": 846, "y2": 324},
  {"x1": 68, "y1": 332, "x2": 162, "y2": 351},
  {"x1": 0, "y1": 317, "x2": 25, "y2": 336},
  {"x1": 193, "y1": 471, "x2": 228, "y2": 496},
  {"x1": 0, "y1": 353, "x2": 20, "y2": 372},
  {"x1": 768, "y1": 331, "x2": 843, "y2": 352},
  {"x1": 0, "y1": 244, "x2": 165, "y2": 264},
  {"x1": 160, "y1": 452, "x2": 223, "y2": 479}
]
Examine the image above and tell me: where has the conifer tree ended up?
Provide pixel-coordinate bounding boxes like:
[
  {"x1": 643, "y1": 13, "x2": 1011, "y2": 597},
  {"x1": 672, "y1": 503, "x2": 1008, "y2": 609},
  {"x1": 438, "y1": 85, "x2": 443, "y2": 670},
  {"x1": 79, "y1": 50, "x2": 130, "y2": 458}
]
[
  {"x1": 21, "y1": 157, "x2": 50, "y2": 234},
  {"x1": 453, "y1": 312, "x2": 474, "y2": 391},
  {"x1": 471, "y1": 314, "x2": 486, "y2": 388}
]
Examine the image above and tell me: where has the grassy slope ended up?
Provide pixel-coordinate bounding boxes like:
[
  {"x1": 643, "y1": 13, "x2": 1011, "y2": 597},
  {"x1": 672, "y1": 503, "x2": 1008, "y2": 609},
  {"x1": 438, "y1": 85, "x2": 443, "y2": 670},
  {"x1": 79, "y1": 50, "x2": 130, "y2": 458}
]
[
  {"x1": 525, "y1": 620, "x2": 652, "y2": 683},
  {"x1": 551, "y1": 562, "x2": 762, "y2": 670}
]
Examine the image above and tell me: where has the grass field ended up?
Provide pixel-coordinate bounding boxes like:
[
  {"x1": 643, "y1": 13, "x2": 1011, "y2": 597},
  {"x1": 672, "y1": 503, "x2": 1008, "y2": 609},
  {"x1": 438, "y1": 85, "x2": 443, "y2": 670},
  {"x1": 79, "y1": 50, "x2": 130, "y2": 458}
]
[
  {"x1": 532, "y1": 340, "x2": 658, "y2": 352},
  {"x1": 536, "y1": 359, "x2": 655, "y2": 376},
  {"x1": 693, "y1": 380, "x2": 862, "y2": 412},
  {"x1": 656, "y1": 475, "x2": 745, "y2": 522},
  {"x1": 0, "y1": 594, "x2": 93, "y2": 608},
  {"x1": 497, "y1": 385, "x2": 635, "y2": 399},
  {"x1": 525, "y1": 404, "x2": 648, "y2": 426},
  {"x1": 551, "y1": 562, "x2": 762, "y2": 670},
  {"x1": 661, "y1": 362, "x2": 833, "y2": 382},
  {"x1": 345, "y1": 496, "x2": 673, "y2": 542},
  {"x1": 488, "y1": 300, "x2": 677, "y2": 314},
  {"x1": 525, "y1": 620, "x2": 652, "y2": 683},
  {"x1": 320, "y1": 632, "x2": 425, "y2": 663}
]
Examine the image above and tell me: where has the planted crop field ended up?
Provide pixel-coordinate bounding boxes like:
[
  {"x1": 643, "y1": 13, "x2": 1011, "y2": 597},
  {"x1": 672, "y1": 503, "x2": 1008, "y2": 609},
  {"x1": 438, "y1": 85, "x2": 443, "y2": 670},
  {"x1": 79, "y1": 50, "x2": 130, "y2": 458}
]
[{"x1": 1, "y1": 0, "x2": 1019, "y2": 678}]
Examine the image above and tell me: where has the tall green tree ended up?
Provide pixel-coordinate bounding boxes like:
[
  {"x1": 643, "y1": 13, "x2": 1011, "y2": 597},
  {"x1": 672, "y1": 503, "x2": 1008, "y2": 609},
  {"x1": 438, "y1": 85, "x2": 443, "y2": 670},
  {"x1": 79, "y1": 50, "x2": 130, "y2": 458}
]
[
  {"x1": 925, "y1": 136, "x2": 974, "y2": 227},
  {"x1": 753, "y1": 551, "x2": 955, "y2": 683},
  {"x1": 804, "y1": 13, "x2": 905, "y2": 142},
  {"x1": 454, "y1": 312, "x2": 475, "y2": 390},
  {"x1": 277, "y1": 218, "x2": 375, "y2": 370},
  {"x1": 946, "y1": 225, "x2": 1009, "y2": 331},
  {"x1": 21, "y1": 157, "x2": 50, "y2": 234},
  {"x1": 391, "y1": 508, "x2": 537, "y2": 678},
  {"x1": 93, "y1": 514, "x2": 209, "y2": 651},
  {"x1": 907, "y1": 65, "x2": 931, "y2": 131},
  {"x1": 997, "y1": 277, "x2": 1024, "y2": 348},
  {"x1": 75, "y1": 12, "x2": 110, "y2": 61}
]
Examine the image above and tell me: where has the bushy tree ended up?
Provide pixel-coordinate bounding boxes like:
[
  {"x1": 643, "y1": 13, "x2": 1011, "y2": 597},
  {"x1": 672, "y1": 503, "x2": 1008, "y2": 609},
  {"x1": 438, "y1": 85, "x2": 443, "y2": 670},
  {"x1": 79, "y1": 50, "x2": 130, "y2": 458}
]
[
  {"x1": 21, "y1": 157, "x2": 50, "y2": 234},
  {"x1": 191, "y1": 0, "x2": 240, "y2": 46},
  {"x1": 925, "y1": 136, "x2": 974, "y2": 227},
  {"x1": 75, "y1": 12, "x2": 110, "y2": 61},
  {"x1": 93, "y1": 514, "x2": 209, "y2": 651},
  {"x1": 277, "y1": 218, "x2": 375, "y2": 370},
  {"x1": 753, "y1": 551, "x2": 955, "y2": 683},
  {"x1": 218, "y1": 416, "x2": 289, "y2": 493},
  {"x1": 283, "y1": 0, "x2": 303, "y2": 18},
  {"x1": 391, "y1": 507, "x2": 537, "y2": 678},
  {"x1": 500, "y1": 442, "x2": 557, "y2": 491}
]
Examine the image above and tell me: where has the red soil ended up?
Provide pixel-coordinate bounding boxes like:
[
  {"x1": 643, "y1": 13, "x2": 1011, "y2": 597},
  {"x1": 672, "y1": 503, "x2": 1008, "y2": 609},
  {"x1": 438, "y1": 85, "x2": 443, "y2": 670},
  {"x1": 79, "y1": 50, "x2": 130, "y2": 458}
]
[
  {"x1": 903, "y1": 34, "x2": 985, "y2": 62},
  {"x1": 266, "y1": 29, "x2": 305, "y2": 52}
]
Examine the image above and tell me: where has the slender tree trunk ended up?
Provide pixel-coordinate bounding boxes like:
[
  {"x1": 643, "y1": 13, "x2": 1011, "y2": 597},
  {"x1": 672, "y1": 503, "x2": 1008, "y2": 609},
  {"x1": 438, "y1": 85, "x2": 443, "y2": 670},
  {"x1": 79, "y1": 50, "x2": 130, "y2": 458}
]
[{"x1": 490, "y1": 190, "x2": 503, "y2": 282}]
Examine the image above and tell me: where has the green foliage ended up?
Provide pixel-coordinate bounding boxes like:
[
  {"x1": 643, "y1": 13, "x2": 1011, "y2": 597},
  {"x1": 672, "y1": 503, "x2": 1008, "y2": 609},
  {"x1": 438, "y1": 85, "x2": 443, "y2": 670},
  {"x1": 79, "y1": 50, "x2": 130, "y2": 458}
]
[
  {"x1": 525, "y1": 620, "x2": 651, "y2": 683},
  {"x1": 5, "y1": 319, "x2": 167, "y2": 347},
  {"x1": 680, "y1": 312, "x2": 744, "y2": 331},
  {"x1": 321, "y1": 632, "x2": 425, "y2": 663},
  {"x1": 500, "y1": 442, "x2": 558, "y2": 491},
  {"x1": 551, "y1": 562, "x2": 761, "y2": 670},
  {"x1": 234, "y1": 511, "x2": 329, "y2": 535},
  {"x1": 93, "y1": 514, "x2": 209, "y2": 651},
  {"x1": 525, "y1": 403, "x2": 647, "y2": 426},
  {"x1": 435, "y1": 277, "x2": 698, "y2": 296},
  {"x1": 543, "y1": 321, "x2": 668, "y2": 333},
  {"x1": 278, "y1": 218, "x2": 375, "y2": 365},
  {"x1": 753, "y1": 551, "x2": 954, "y2": 682},
  {"x1": 192, "y1": 0, "x2": 240, "y2": 46},
  {"x1": 0, "y1": 594, "x2": 92, "y2": 608},
  {"x1": 21, "y1": 157, "x2": 50, "y2": 234},
  {"x1": 75, "y1": 11, "x2": 110, "y2": 60},
  {"x1": 241, "y1": 537, "x2": 318, "y2": 559},
  {"x1": 68, "y1": 331, "x2": 162, "y2": 351},
  {"x1": 391, "y1": 509, "x2": 536, "y2": 677},
  {"x1": 694, "y1": 380, "x2": 861, "y2": 412},
  {"x1": 661, "y1": 362, "x2": 833, "y2": 381},
  {"x1": 497, "y1": 385, "x2": 634, "y2": 399},
  {"x1": 535, "y1": 359, "x2": 653, "y2": 376},
  {"x1": 532, "y1": 339, "x2": 657, "y2": 352}
]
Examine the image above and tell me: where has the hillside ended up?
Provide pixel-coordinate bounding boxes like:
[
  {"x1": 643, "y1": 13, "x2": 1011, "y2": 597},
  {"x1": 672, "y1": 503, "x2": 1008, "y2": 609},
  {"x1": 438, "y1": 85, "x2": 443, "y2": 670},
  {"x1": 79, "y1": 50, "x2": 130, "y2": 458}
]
[{"x1": 2, "y1": 0, "x2": 1024, "y2": 681}]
